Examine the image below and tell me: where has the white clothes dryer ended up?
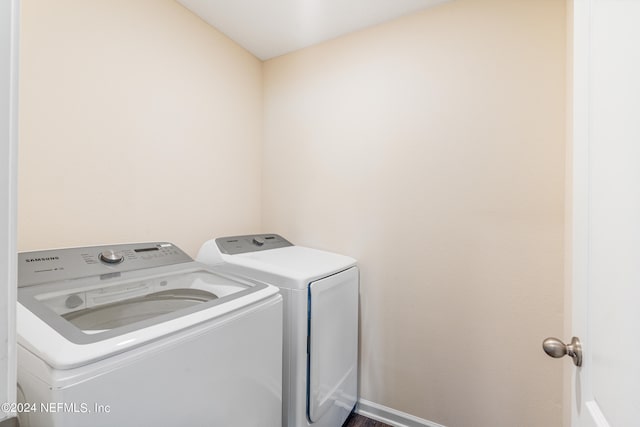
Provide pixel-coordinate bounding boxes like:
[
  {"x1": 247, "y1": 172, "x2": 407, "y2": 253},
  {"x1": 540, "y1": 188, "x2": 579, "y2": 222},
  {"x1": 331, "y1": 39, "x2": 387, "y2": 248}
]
[
  {"x1": 198, "y1": 234, "x2": 359, "y2": 427},
  {"x1": 17, "y1": 242, "x2": 283, "y2": 427}
]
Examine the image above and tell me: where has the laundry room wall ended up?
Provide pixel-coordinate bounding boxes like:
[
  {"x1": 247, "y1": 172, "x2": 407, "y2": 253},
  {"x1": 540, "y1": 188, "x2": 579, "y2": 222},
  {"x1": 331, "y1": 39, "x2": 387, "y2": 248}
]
[
  {"x1": 18, "y1": 0, "x2": 263, "y2": 256},
  {"x1": 262, "y1": 0, "x2": 566, "y2": 426}
]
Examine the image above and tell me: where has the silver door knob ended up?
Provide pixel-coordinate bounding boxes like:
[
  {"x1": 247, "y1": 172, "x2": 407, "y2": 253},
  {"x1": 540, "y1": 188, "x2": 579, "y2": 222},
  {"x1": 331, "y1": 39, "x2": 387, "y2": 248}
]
[{"x1": 542, "y1": 336, "x2": 582, "y2": 367}]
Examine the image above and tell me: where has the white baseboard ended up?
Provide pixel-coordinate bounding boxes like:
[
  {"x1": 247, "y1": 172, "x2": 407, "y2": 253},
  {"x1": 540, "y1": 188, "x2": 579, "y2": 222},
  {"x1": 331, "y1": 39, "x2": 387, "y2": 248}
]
[{"x1": 355, "y1": 399, "x2": 447, "y2": 427}]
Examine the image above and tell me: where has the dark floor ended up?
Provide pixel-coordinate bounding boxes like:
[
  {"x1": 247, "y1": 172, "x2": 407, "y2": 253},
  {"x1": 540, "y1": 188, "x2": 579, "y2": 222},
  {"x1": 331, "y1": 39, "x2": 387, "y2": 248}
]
[{"x1": 343, "y1": 412, "x2": 392, "y2": 427}]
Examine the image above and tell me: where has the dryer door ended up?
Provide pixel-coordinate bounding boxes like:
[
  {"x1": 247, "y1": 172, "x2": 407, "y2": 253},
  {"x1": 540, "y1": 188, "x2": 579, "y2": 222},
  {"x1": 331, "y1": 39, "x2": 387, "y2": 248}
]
[{"x1": 308, "y1": 267, "x2": 359, "y2": 422}]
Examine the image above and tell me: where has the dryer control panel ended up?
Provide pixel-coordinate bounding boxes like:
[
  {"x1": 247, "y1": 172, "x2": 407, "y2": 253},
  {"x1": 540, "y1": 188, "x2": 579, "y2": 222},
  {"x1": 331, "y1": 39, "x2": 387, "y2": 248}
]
[
  {"x1": 216, "y1": 234, "x2": 292, "y2": 255},
  {"x1": 19, "y1": 242, "x2": 192, "y2": 287}
]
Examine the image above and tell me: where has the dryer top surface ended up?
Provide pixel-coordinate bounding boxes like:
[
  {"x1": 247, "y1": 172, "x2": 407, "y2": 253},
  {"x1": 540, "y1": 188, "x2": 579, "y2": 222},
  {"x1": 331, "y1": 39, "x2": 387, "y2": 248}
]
[{"x1": 221, "y1": 245, "x2": 356, "y2": 287}]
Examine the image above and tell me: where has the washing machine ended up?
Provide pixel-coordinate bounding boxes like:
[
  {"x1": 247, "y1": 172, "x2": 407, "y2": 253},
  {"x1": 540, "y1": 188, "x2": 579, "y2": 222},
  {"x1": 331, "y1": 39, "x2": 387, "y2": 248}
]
[
  {"x1": 197, "y1": 234, "x2": 358, "y2": 427},
  {"x1": 17, "y1": 242, "x2": 283, "y2": 427}
]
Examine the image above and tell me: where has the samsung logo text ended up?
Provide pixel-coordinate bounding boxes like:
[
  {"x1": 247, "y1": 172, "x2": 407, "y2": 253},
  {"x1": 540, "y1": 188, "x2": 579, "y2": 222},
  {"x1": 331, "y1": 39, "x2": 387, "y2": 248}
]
[{"x1": 25, "y1": 257, "x2": 59, "y2": 263}]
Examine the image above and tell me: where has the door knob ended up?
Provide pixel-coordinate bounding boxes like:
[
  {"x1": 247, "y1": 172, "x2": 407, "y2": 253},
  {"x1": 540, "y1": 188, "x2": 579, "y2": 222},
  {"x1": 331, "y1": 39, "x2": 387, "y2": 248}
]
[{"x1": 542, "y1": 336, "x2": 582, "y2": 367}]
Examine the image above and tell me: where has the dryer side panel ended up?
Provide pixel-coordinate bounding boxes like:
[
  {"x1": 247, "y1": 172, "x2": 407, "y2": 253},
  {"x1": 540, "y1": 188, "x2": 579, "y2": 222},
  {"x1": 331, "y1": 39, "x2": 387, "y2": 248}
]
[{"x1": 308, "y1": 267, "x2": 358, "y2": 424}]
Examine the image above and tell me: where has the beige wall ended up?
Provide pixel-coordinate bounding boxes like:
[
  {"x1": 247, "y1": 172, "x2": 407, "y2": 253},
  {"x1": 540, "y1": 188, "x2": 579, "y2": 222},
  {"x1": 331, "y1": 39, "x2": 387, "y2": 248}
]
[
  {"x1": 262, "y1": 0, "x2": 566, "y2": 426},
  {"x1": 18, "y1": 0, "x2": 263, "y2": 256}
]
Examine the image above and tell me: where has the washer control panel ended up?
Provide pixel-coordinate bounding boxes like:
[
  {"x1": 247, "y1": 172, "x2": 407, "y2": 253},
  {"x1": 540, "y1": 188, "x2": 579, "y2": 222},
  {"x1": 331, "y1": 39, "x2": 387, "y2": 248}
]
[
  {"x1": 18, "y1": 242, "x2": 192, "y2": 287},
  {"x1": 216, "y1": 234, "x2": 293, "y2": 255}
]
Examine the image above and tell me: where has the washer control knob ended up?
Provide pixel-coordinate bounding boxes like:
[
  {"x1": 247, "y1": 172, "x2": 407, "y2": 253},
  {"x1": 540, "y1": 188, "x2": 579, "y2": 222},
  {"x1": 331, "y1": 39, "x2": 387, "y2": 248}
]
[
  {"x1": 252, "y1": 237, "x2": 265, "y2": 246},
  {"x1": 99, "y1": 250, "x2": 124, "y2": 264}
]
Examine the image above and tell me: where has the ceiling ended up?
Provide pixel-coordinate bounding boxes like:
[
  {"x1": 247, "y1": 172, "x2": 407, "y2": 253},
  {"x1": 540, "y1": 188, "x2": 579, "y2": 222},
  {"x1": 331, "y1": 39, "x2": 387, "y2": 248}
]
[{"x1": 176, "y1": 0, "x2": 450, "y2": 60}]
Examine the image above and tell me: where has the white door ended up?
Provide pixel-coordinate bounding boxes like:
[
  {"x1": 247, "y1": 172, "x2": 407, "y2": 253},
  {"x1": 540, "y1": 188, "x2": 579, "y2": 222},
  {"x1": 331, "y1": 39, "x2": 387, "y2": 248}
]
[
  {"x1": 565, "y1": 0, "x2": 640, "y2": 426},
  {"x1": 0, "y1": 0, "x2": 19, "y2": 422}
]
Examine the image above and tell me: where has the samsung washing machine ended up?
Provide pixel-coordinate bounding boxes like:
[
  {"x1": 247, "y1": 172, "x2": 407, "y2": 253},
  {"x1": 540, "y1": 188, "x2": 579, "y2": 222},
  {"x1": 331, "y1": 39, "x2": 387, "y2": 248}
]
[
  {"x1": 197, "y1": 234, "x2": 359, "y2": 427},
  {"x1": 17, "y1": 242, "x2": 283, "y2": 427}
]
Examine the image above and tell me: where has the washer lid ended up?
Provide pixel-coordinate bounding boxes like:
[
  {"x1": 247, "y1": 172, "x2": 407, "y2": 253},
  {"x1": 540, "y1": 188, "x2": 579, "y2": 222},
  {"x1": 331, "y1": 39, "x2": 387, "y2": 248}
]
[
  {"x1": 20, "y1": 265, "x2": 260, "y2": 342},
  {"x1": 17, "y1": 243, "x2": 278, "y2": 369},
  {"x1": 18, "y1": 264, "x2": 278, "y2": 369}
]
